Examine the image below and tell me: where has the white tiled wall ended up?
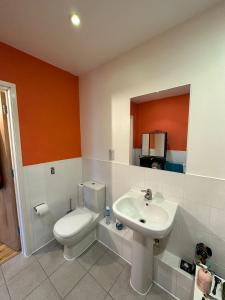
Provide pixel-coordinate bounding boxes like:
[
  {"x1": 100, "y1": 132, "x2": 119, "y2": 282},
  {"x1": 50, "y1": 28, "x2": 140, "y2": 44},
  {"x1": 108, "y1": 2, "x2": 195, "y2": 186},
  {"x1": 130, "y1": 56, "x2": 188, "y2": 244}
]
[
  {"x1": 97, "y1": 219, "x2": 133, "y2": 263},
  {"x1": 83, "y1": 158, "x2": 225, "y2": 278},
  {"x1": 23, "y1": 157, "x2": 82, "y2": 252}
]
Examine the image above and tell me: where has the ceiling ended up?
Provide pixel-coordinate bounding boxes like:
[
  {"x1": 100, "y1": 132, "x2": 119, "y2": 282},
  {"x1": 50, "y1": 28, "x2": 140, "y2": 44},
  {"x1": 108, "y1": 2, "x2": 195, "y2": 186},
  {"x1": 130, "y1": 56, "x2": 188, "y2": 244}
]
[
  {"x1": 131, "y1": 85, "x2": 190, "y2": 103},
  {"x1": 0, "y1": 0, "x2": 221, "y2": 75}
]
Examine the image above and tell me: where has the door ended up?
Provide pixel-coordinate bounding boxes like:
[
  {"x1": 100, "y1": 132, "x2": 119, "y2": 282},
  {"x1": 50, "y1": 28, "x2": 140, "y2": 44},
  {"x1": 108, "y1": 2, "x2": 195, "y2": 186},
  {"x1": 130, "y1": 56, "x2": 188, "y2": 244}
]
[{"x1": 0, "y1": 90, "x2": 20, "y2": 251}]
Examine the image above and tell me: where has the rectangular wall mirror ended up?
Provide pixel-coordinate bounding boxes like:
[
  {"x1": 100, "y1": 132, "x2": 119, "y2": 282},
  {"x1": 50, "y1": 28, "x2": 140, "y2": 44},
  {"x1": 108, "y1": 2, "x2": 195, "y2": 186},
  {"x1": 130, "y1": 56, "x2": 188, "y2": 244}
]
[{"x1": 130, "y1": 85, "x2": 190, "y2": 173}]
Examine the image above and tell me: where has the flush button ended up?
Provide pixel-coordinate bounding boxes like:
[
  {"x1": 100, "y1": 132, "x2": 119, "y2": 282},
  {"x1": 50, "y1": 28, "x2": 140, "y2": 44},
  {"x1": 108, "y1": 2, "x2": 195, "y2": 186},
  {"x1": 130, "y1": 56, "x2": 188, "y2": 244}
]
[{"x1": 50, "y1": 167, "x2": 55, "y2": 175}]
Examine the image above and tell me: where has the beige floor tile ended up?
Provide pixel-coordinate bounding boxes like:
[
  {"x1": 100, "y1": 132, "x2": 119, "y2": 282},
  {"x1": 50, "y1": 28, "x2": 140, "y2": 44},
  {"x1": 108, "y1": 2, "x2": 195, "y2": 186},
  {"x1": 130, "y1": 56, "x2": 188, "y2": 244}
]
[
  {"x1": 65, "y1": 273, "x2": 107, "y2": 300},
  {"x1": 109, "y1": 266, "x2": 145, "y2": 300},
  {"x1": 78, "y1": 241, "x2": 107, "y2": 271},
  {"x1": 0, "y1": 267, "x2": 5, "y2": 287},
  {"x1": 146, "y1": 285, "x2": 173, "y2": 300},
  {"x1": 90, "y1": 252, "x2": 123, "y2": 292},
  {"x1": 34, "y1": 240, "x2": 61, "y2": 259},
  {"x1": 34, "y1": 241, "x2": 65, "y2": 276},
  {"x1": 7, "y1": 260, "x2": 46, "y2": 300},
  {"x1": 24, "y1": 279, "x2": 61, "y2": 300},
  {"x1": 106, "y1": 249, "x2": 129, "y2": 267},
  {"x1": 1, "y1": 253, "x2": 35, "y2": 281},
  {"x1": 105, "y1": 294, "x2": 114, "y2": 300},
  {"x1": 0, "y1": 284, "x2": 10, "y2": 300},
  {"x1": 50, "y1": 259, "x2": 86, "y2": 297}
]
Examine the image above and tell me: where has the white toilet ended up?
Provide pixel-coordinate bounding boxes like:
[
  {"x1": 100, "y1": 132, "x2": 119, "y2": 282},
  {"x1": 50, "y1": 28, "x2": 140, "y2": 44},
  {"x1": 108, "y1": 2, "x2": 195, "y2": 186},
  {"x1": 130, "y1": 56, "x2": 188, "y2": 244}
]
[{"x1": 53, "y1": 181, "x2": 105, "y2": 260}]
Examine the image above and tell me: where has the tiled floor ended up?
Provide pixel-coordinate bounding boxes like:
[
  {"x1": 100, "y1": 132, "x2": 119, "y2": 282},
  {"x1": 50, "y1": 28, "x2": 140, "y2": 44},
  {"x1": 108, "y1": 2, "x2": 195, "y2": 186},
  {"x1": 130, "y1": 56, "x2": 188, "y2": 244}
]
[{"x1": 0, "y1": 240, "x2": 174, "y2": 300}]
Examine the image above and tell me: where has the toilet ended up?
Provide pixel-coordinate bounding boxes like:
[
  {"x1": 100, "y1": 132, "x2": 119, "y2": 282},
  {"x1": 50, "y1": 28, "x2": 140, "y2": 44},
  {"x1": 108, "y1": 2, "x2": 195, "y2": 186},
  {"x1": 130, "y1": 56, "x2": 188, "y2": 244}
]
[{"x1": 53, "y1": 181, "x2": 105, "y2": 260}]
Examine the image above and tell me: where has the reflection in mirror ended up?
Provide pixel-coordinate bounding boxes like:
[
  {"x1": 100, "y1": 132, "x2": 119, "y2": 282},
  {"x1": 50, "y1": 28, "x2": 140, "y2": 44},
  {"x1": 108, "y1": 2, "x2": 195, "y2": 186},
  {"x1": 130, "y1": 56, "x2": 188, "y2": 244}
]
[
  {"x1": 130, "y1": 85, "x2": 190, "y2": 173},
  {"x1": 149, "y1": 132, "x2": 167, "y2": 157},
  {"x1": 141, "y1": 133, "x2": 150, "y2": 156}
]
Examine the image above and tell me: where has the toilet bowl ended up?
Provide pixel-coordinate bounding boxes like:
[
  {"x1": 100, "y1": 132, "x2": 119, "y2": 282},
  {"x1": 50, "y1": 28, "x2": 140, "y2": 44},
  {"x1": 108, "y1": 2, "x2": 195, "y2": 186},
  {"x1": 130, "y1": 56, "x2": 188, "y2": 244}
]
[{"x1": 53, "y1": 181, "x2": 105, "y2": 260}]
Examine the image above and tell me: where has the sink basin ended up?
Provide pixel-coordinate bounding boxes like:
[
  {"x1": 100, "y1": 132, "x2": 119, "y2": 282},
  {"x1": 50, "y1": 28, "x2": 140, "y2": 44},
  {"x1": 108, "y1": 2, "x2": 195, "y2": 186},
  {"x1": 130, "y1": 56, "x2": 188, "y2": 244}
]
[
  {"x1": 112, "y1": 189, "x2": 178, "y2": 295},
  {"x1": 113, "y1": 189, "x2": 177, "y2": 239}
]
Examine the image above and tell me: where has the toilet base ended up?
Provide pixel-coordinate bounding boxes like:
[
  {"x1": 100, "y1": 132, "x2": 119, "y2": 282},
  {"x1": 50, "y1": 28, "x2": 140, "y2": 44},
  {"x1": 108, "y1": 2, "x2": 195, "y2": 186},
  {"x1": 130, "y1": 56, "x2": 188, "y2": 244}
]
[{"x1": 64, "y1": 229, "x2": 96, "y2": 260}]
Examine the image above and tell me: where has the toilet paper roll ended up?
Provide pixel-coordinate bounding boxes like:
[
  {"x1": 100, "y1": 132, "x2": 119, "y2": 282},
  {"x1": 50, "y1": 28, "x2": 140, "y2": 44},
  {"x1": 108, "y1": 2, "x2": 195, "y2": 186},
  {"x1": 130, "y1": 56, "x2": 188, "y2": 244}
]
[
  {"x1": 34, "y1": 203, "x2": 49, "y2": 216},
  {"x1": 78, "y1": 183, "x2": 84, "y2": 207}
]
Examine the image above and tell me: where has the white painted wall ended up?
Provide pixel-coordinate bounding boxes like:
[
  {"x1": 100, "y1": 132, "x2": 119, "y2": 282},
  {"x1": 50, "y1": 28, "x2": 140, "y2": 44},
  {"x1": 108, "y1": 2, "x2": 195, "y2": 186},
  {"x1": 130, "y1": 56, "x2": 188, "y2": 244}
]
[
  {"x1": 80, "y1": 2, "x2": 225, "y2": 178},
  {"x1": 79, "y1": 2, "x2": 225, "y2": 279},
  {"x1": 23, "y1": 157, "x2": 82, "y2": 252}
]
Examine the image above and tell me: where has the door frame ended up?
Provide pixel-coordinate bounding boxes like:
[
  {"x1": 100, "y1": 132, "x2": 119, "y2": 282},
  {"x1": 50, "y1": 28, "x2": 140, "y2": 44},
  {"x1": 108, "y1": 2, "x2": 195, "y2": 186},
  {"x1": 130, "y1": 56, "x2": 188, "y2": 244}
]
[{"x1": 0, "y1": 80, "x2": 31, "y2": 256}]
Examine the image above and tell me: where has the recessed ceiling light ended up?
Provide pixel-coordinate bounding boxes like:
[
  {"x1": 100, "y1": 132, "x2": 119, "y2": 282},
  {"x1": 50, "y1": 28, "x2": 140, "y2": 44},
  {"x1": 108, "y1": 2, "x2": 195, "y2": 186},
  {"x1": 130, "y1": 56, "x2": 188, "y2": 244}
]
[{"x1": 70, "y1": 14, "x2": 81, "y2": 27}]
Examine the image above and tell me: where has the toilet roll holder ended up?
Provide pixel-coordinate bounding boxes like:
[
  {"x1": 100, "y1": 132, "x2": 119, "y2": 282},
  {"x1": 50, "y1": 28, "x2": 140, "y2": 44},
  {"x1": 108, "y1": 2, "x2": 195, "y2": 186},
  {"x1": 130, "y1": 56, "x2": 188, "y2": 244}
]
[{"x1": 33, "y1": 203, "x2": 45, "y2": 214}]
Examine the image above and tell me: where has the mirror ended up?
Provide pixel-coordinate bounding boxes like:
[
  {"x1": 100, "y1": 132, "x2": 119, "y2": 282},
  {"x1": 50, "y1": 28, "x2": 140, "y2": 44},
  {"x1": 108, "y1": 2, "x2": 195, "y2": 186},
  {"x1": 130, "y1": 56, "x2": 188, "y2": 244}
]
[{"x1": 130, "y1": 85, "x2": 190, "y2": 173}]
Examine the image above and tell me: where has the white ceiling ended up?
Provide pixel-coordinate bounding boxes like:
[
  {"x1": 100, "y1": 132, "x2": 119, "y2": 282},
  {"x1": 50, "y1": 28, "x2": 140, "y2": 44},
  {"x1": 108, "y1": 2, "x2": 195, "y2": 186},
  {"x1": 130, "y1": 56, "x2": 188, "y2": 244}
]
[
  {"x1": 131, "y1": 85, "x2": 190, "y2": 103},
  {"x1": 0, "y1": 0, "x2": 221, "y2": 75}
]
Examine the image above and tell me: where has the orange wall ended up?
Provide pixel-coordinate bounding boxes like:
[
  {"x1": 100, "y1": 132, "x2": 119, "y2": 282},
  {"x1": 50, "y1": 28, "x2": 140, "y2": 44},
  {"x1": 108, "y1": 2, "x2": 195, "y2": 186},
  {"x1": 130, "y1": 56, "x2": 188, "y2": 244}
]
[
  {"x1": 0, "y1": 42, "x2": 81, "y2": 166},
  {"x1": 131, "y1": 94, "x2": 189, "y2": 151}
]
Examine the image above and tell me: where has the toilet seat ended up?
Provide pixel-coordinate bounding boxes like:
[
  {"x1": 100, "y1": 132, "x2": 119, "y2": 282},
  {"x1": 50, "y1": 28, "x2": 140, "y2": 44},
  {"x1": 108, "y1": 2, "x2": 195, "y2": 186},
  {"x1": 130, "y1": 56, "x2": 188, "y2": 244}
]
[{"x1": 54, "y1": 208, "x2": 93, "y2": 239}]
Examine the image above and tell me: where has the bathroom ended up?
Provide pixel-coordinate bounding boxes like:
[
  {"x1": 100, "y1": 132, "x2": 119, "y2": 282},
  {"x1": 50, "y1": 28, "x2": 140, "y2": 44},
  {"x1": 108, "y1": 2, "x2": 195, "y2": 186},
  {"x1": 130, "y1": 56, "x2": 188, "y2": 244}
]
[{"x1": 0, "y1": 1, "x2": 225, "y2": 299}]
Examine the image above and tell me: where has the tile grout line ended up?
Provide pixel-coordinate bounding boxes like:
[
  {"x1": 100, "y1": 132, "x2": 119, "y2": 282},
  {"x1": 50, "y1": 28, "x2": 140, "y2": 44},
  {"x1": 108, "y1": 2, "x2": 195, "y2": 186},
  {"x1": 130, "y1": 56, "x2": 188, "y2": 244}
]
[
  {"x1": 36, "y1": 254, "x2": 66, "y2": 278},
  {"x1": 1, "y1": 265, "x2": 12, "y2": 300},
  {"x1": 104, "y1": 292, "x2": 114, "y2": 300},
  {"x1": 25, "y1": 241, "x2": 108, "y2": 300},
  {"x1": 3, "y1": 259, "x2": 44, "y2": 300},
  {"x1": 61, "y1": 243, "x2": 109, "y2": 298},
  {"x1": 61, "y1": 266, "x2": 88, "y2": 299},
  {"x1": 1, "y1": 256, "x2": 36, "y2": 284},
  {"x1": 76, "y1": 241, "x2": 108, "y2": 273},
  {"x1": 88, "y1": 250, "x2": 126, "y2": 295},
  {"x1": 107, "y1": 264, "x2": 126, "y2": 297},
  {"x1": 32, "y1": 254, "x2": 63, "y2": 300},
  {"x1": 20, "y1": 255, "x2": 47, "y2": 299},
  {"x1": 32, "y1": 241, "x2": 68, "y2": 278},
  {"x1": 88, "y1": 271, "x2": 110, "y2": 294}
]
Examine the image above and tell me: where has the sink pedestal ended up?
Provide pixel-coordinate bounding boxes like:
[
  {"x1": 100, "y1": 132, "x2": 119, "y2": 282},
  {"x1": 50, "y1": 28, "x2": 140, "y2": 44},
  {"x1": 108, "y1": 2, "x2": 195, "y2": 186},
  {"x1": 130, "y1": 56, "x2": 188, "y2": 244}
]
[{"x1": 130, "y1": 231, "x2": 153, "y2": 295}]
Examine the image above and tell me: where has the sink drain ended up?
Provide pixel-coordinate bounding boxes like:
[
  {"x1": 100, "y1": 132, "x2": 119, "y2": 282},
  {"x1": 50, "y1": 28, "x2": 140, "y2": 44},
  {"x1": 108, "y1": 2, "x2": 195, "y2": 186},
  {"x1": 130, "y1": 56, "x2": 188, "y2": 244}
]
[{"x1": 139, "y1": 218, "x2": 146, "y2": 224}]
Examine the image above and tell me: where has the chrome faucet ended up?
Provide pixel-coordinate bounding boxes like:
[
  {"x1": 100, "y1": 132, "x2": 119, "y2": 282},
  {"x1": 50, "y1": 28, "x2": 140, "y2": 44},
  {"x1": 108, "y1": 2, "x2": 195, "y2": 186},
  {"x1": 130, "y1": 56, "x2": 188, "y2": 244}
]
[{"x1": 141, "y1": 189, "x2": 152, "y2": 200}]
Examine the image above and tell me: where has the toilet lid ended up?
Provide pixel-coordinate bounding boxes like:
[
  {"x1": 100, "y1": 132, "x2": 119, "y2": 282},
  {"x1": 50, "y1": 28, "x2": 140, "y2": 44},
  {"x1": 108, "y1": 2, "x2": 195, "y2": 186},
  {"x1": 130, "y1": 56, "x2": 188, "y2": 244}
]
[{"x1": 54, "y1": 210, "x2": 93, "y2": 239}]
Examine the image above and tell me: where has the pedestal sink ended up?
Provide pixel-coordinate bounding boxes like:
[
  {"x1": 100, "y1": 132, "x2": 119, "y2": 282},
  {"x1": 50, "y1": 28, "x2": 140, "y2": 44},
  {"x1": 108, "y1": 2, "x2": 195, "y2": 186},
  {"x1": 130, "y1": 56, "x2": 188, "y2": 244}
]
[{"x1": 112, "y1": 189, "x2": 178, "y2": 295}]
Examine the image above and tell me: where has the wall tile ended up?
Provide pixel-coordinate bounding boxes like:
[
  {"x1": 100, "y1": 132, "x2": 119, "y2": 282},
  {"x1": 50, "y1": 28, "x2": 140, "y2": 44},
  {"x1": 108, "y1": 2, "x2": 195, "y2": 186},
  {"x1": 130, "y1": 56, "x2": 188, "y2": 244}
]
[
  {"x1": 183, "y1": 175, "x2": 213, "y2": 207},
  {"x1": 209, "y1": 179, "x2": 225, "y2": 210},
  {"x1": 210, "y1": 207, "x2": 225, "y2": 242},
  {"x1": 24, "y1": 157, "x2": 82, "y2": 252},
  {"x1": 111, "y1": 163, "x2": 130, "y2": 204},
  {"x1": 154, "y1": 260, "x2": 177, "y2": 295},
  {"x1": 176, "y1": 270, "x2": 194, "y2": 300}
]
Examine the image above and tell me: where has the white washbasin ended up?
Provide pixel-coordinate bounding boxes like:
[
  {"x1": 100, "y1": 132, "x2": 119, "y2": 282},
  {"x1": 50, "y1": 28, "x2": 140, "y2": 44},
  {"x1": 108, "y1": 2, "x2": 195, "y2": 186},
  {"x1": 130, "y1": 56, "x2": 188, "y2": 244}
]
[
  {"x1": 113, "y1": 189, "x2": 178, "y2": 239},
  {"x1": 113, "y1": 189, "x2": 178, "y2": 295}
]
